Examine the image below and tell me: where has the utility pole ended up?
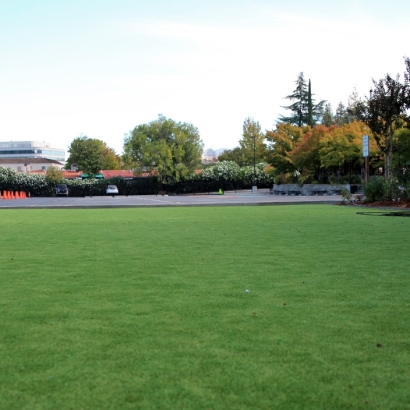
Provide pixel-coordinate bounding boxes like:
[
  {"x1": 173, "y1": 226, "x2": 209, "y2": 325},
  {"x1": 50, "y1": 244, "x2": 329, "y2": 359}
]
[{"x1": 251, "y1": 136, "x2": 257, "y2": 193}]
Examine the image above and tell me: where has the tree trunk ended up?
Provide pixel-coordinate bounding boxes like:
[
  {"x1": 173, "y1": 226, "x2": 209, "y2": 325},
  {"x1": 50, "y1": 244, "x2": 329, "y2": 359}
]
[
  {"x1": 386, "y1": 125, "x2": 394, "y2": 180},
  {"x1": 384, "y1": 152, "x2": 388, "y2": 179}
]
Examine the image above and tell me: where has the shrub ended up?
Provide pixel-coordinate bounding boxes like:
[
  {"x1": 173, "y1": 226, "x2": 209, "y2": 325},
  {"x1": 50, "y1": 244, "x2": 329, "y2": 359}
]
[
  {"x1": 274, "y1": 173, "x2": 285, "y2": 185},
  {"x1": 0, "y1": 167, "x2": 52, "y2": 196},
  {"x1": 351, "y1": 174, "x2": 363, "y2": 184},
  {"x1": 239, "y1": 163, "x2": 273, "y2": 187},
  {"x1": 364, "y1": 177, "x2": 389, "y2": 202},
  {"x1": 385, "y1": 179, "x2": 405, "y2": 201},
  {"x1": 46, "y1": 166, "x2": 64, "y2": 185},
  {"x1": 274, "y1": 172, "x2": 295, "y2": 185},
  {"x1": 299, "y1": 171, "x2": 314, "y2": 185},
  {"x1": 200, "y1": 161, "x2": 240, "y2": 183},
  {"x1": 340, "y1": 188, "x2": 352, "y2": 203}
]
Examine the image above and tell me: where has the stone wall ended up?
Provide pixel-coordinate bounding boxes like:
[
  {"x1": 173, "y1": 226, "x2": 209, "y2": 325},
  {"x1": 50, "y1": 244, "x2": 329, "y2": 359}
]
[{"x1": 272, "y1": 184, "x2": 348, "y2": 196}]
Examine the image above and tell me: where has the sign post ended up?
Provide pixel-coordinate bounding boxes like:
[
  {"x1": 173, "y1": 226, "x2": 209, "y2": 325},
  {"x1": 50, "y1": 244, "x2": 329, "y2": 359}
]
[{"x1": 363, "y1": 135, "x2": 369, "y2": 183}]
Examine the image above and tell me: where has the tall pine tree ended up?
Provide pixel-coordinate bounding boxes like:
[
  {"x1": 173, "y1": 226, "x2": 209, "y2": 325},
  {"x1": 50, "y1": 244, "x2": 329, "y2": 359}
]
[
  {"x1": 280, "y1": 72, "x2": 307, "y2": 127},
  {"x1": 321, "y1": 103, "x2": 334, "y2": 126},
  {"x1": 280, "y1": 73, "x2": 326, "y2": 127}
]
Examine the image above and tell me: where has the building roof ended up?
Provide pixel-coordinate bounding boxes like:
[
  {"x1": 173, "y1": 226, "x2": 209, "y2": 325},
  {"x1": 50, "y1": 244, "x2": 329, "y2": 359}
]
[
  {"x1": 62, "y1": 170, "x2": 83, "y2": 179},
  {"x1": 29, "y1": 170, "x2": 47, "y2": 174},
  {"x1": 100, "y1": 170, "x2": 136, "y2": 179},
  {"x1": 61, "y1": 170, "x2": 152, "y2": 179},
  {"x1": 0, "y1": 157, "x2": 63, "y2": 165},
  {"x1": 62, "y1": 169, "x2": 201, "y2": 179}
]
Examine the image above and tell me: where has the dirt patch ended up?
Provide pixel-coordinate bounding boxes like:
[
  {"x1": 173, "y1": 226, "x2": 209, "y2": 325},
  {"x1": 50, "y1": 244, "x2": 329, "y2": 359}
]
[{"x1": 362, "y1": 198, "x2": 410, "y2": 208}]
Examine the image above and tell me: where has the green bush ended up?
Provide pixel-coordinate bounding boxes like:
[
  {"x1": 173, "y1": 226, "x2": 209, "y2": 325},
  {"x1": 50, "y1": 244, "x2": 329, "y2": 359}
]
[
  {"x1": 273, "y1": 173, "x2": 285, "y2": 185},
  {"x1": 385, "y1": 179, "x2": 406, "y2": 200},
  {"x1": 0, "y1": 167, "x2": 52, "y2": 196},
  {"x1": 351, "y1": 174, "x2": 363, "y2": 184},
  {"x1": 340, "y1": 187, "x2": 352, "y2": 203},
  {"x1": 201, "y1": 161, "x2": 240, "y2": 183},
  {"x1": 329, "y1": 174, "x2": 362, "y2": 184},
  {"x1": 274, "y1": 172, "x2": 296, "y2": 185},
  {"x1": 318, "y1": 174, "x2": 329, "y2": 184},
  {"x1": 239, "y1": 163, "x2": 273, "y2": 187},
  {"x1": 364, "y1": 177, "x2": 389, "y2": 202}
]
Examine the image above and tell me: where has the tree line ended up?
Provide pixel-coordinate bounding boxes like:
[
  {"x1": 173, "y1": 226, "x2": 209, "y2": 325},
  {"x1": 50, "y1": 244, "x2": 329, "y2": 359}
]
[
  {"x1": 66, "y1": 58, "x2": 410, "y2": 191},
  {"x1": 220, "y1": 60, "x2": 410, "y2": 186}
]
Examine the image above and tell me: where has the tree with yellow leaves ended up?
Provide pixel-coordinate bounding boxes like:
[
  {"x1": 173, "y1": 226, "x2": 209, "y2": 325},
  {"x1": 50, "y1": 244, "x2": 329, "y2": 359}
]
[
  {"x1": 265, "y1": 123, "x2": 310, "y2": 174},
  {"x1": 319, "y1": 121, "x2": 378, "y2": 170}
]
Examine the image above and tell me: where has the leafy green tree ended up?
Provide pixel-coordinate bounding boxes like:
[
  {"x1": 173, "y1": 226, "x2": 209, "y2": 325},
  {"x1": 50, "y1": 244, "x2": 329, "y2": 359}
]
[
  {"x1": 101, "y1": 143, "x2": 120, "y2": 170},
  {"x1": 45, "y1": 166, "x2": 64, "y2": 185},
  {"x1": 217, "y1": 118, "x2": 266, "y2": 167},
  {"x1": 239, "y1": 117, "x2": 266, "y2": 165},
  {"x1": 123, "y1": 115, "x2": 203, "y2": 183},
  {"x1": 280, "y1": 73, "x2": 325, "y2": 126},
  {"x1": 404, "y1": 57, "x2": 410, "y2": 123},
  {"x1": 353, "y1": 68, "x2": 409, "y2": 179},
  {"x1": 66, "y1": 135, "x2": 105, "y2": 176},
  {"x1": 394, "y1": 127, "x2": 410, "y2": 166},
  {"x1": 218, "y1": 147, "x2": 248, "y2": 167}
]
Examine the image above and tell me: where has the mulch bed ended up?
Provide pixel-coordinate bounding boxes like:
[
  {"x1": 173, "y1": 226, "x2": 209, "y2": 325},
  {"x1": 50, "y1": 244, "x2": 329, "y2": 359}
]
[
  {"x1": 361, "y1": 198, "x2": 410, "y2": 208},
  {"x1": 339, "y1": 197, "x2": 410, "y2": 208}
]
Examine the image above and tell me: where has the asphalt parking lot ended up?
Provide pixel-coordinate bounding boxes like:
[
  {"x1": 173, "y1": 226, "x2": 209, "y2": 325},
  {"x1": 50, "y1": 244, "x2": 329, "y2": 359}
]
[{"x1": 0, "y1": 190, "x2": 342, "y2": 209}]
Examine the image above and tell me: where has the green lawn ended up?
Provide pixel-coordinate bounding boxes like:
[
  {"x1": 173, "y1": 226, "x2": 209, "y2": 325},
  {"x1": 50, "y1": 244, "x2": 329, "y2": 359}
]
[{"x1": 0, "y1": 205, "x2": 409, "y2": 409}]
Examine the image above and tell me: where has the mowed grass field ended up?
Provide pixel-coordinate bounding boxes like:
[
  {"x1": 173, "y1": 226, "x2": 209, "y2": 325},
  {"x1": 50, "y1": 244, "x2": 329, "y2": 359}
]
[{"x1": 0, "y1": 205, "x2": 409, "y2": 409}]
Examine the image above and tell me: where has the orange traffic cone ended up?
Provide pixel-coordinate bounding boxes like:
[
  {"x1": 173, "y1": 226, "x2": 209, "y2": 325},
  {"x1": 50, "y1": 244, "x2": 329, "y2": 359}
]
[
  {"x1": 15, "y1": 191, "x2": 20, "y2": 199},
  {"x1": 5, "y1": 191, "x2": 10, "y2": 199},
  {"x1": 21, "y1": 191, "x2": 26, "y2": 199}
]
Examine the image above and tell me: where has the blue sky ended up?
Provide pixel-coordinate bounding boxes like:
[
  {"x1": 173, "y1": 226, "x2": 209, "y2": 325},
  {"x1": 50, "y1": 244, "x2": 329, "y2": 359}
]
[{"x1": 0, "y1": 0, "x2": 409, "y2": 156}]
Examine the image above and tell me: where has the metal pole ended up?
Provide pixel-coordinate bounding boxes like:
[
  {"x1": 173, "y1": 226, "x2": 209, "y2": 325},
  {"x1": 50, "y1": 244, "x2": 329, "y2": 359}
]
[
  {"x1": 253, "y1": 136, "x2": 256, "y2": 185},
  {"x1": 365, "y1": 157, "x2": 369, "y2": 183}
]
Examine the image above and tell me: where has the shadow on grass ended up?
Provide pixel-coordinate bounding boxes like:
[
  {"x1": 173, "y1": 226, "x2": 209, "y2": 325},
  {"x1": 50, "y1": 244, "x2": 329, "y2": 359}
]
[{"x1": 357, "y1": 211, "x2": 410, "y2": 217}]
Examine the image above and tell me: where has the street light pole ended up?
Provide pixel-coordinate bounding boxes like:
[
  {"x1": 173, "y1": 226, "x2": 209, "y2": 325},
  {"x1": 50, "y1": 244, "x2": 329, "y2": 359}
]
[{"x1": 251, "y1": 136, "x2": 256, "y2": 192}]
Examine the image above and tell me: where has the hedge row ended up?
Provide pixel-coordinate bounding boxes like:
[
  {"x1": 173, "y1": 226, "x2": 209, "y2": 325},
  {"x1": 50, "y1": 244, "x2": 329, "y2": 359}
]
[{"x1": 0, "y1": 165, "x2": 273, "y2": 197}]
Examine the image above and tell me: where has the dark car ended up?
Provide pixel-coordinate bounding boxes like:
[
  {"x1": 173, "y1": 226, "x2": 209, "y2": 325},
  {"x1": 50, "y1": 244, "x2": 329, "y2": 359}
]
[{"x1": 56, "y1": 184, "x2": 68, "y2": 196}]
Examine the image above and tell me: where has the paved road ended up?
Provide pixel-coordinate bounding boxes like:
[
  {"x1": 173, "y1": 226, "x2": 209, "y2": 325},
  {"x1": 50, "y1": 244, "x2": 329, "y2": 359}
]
[{"x1": 0, "y1": 190, "x2": 342, "y2": 209}]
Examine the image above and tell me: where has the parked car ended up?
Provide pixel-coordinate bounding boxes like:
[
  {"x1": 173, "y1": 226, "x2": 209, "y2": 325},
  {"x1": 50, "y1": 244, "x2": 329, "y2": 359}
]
[
  {"x1": 106, "y1": 185, "x2": 119, "y2": 196},
  {"x1": 56, "y1": 184, "x2": 68, "y2": 196}
]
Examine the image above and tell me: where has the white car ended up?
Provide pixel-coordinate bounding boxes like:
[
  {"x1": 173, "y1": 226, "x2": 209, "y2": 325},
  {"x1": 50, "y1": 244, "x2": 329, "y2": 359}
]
[{"x1": 106, "y1": 185, "x2": 119, "y2": 196}]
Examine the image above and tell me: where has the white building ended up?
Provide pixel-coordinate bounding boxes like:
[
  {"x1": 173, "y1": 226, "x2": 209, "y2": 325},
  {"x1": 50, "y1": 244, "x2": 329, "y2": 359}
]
[
  {"x1": 0, "y1": 158, "x2": 64, "y2": 172},
  {"x1": 0, "y1": 141, "x2": 65, "y2": 162}
]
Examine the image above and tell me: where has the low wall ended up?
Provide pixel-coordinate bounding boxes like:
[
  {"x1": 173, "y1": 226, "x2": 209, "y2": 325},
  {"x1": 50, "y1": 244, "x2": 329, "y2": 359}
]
[{"x1": 272, "y1": 184, "x2": 348, "y2": 196}]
